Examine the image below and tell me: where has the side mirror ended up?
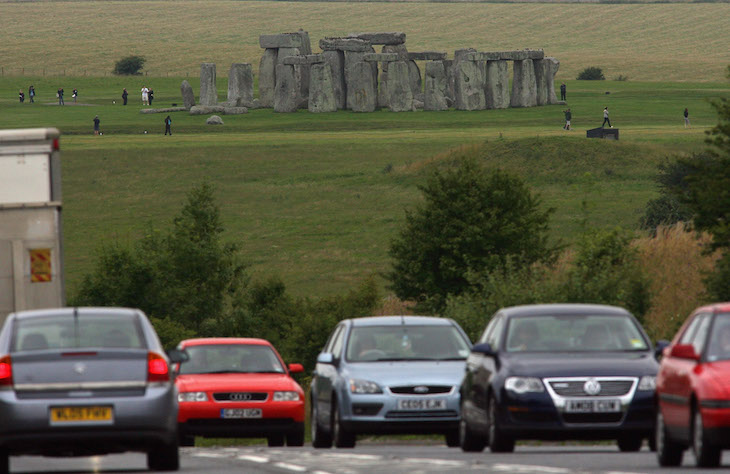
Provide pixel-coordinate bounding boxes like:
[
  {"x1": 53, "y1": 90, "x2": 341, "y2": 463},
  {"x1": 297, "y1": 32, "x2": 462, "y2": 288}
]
[
  {"x1": 670, "y1": 343, "x2": 700, "y2": 361},
  {"x1": 167, "y1": 348, "x2": 189, "y2": 364},
  {"x1": 288, "y1": 363, "x2": 304, "y2": 374},
  {"x1": 316, "y1": 352, "x2": 334, "y2": 365},
  {"x1": 471, "y1": 342, "x2": 496, "y2": 356},
  {"x1": 655, "y1": 340, "x2": 670, "y2": 359}
]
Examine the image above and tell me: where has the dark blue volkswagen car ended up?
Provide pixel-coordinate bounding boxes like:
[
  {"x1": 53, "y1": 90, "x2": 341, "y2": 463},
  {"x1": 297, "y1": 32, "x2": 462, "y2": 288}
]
[{"x1": 459, "y1": 304, "x2": 658, "y2": 453}]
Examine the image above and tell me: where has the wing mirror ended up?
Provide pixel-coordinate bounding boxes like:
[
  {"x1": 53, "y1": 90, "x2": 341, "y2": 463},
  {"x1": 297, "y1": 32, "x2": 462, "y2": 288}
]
[
  {"x1": 669, "y1": 343, "x2": 700, "y2": 361},
  {"x1": 655, "y1": 340, "x2": 670, "y2": 359},
  {"x1": 167, "y1": 348, "x2": 189, "y2": 364},
  {"x1": 316, "y1": 352, "x2": 334, "y2": 364},
  {"x1": 288, "y1": 363, "x2": 304, "y2": 374},
  {"x1": 470, "y1": 343, "x2": 496, "y2": 356}
]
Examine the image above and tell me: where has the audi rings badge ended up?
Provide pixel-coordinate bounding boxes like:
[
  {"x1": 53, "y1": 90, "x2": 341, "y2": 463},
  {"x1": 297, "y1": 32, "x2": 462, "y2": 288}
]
[{"x1": 230, "y1": 393, "x2": 254, "y2": 401}]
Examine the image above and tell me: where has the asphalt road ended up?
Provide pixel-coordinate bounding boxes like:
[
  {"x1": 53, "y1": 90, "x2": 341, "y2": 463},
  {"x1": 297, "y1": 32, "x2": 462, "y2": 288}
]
[{"x1": 9, "y1": 444, "x2": 730, "y2": 473}]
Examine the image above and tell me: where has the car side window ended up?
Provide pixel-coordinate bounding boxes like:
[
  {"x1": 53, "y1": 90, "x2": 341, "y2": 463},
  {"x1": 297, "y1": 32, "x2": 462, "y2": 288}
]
[
  {"x1": 330, "y1": 325, "x2": 346, "y2": 359},
  {"x1": 486, "y1": 316, "x2": 505, "y2": 350},
  {"x1": 478, "y1": 314, "x2": 500, "y2": 344},
  {"x1": 324, "y1": 325, "x2": 343, "y2": 353},
  {"x1": 679, "y1": 314, "x2": 703, "y2": 345},
  {"x1": 690, "y1": 314, "x2": 712, "y2": 355}
]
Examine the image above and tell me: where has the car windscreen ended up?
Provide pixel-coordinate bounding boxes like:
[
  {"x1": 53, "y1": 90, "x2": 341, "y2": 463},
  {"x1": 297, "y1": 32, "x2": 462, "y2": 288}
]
[
  {"x1": 345, "y1": 325, "x2": 471, "y2": 362},
  {"x1": 707, "y1": 313, "x2": 730, "y2": 362},
  {"x1": 179, "y1": 344, "x2": 285, "y2": 375},
  {"x1": 11, "y1": 313, "x2": 145, "y2": 352},
  {"x1": 505, "y1": 314, "x2": 649, "y2": 353}
]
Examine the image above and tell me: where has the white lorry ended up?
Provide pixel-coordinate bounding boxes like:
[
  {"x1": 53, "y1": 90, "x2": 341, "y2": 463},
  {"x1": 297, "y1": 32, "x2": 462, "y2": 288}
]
[{"x1": 0, "y1": 128, "x2": 65, "y2": 325}]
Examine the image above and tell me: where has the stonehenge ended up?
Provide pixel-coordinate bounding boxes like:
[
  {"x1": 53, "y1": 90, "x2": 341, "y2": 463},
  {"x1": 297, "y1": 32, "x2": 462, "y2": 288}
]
[{"x1": 183, "y1": 31, "x2": 562, "y2": 116}]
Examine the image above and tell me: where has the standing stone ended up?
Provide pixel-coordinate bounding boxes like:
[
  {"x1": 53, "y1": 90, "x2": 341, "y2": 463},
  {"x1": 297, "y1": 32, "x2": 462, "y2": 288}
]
[
  {"x1": 296, "y1": 31, "x2": 312, "y2": 103},
  {"x1": 454, "y1": 60, "x2": 485, "y2": 111},
  {"x1": 345, "y1": 48, "x2": 377, "y2": 110},
  {"x1": 387, "y1": 61, "x2": 413, "y2": 112},
  {"x1": 510, "y1": 59, "x2": 537, "y2": 108},
  {"x1": 485, "y1": 60, "x2": 510, "y2": 109},
  {"x1": 346, "y1": 61, "x2": 377, "y2": 112},
  {"x1": 452, "y1": 49, "x2": 476, "y2": 109},
  {"x1": 308, "y1": 63, "x2": 337, "y2": 113},
  {"x1": 277, "y1": 47, "x2": 303, "y2": 107},
  {"x1": 322, "y1": 50, "x2": 346, "y2": 109},
  {"x1": 274, "y1": 64, "x2": 298, "y2": 113},
  {"x1": 424, "y1": 61, "x2": 448, "y2": 111},
  {"x1": 443, "y1": 59, "x2": 454, "y2": 107},
  {"x1": 408, "y1": 61, "x2": 422, "y2": 100},
  {"x1": 180, "y1": 80, "x2": 195, "y2": 109},
  {"x1": 258, "y1": 49, "x2": 278, "y2": 107},
  {"x1": 545, "y1": 57, "x2": 560, "y2": 104},
  {"x1": 227, "y1": 63, "x2": 254, "y2": 106},
  {"x1": 380, "y1": 44, "x2": 408, "y2": 108},
  {"x1": 199, "y1": 63, "x2": 217, "y2": 106},
  {"x1": 533, "y1": 59, "x2": 549, "y2": 106}
]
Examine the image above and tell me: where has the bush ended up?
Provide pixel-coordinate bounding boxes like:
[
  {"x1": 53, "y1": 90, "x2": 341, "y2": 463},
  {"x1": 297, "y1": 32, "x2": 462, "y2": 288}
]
[
  {"x1": 114, "y1": 55, "x2": 146, "y2": 75},
  {"x1": 615, "y1": 75, "x2": 629, "y2": 82},
  {"x1": 577, "y1": 67, "x2": 605, "y2": 80}
]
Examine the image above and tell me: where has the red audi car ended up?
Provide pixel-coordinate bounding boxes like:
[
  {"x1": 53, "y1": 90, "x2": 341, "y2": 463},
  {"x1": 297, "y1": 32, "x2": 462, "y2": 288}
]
[
  {"x1": 656, "y1": 303, "x2": 730, "y2": 468},
  {"x1": 175, "y1": 338, "x2": 305, "y2": 447}
]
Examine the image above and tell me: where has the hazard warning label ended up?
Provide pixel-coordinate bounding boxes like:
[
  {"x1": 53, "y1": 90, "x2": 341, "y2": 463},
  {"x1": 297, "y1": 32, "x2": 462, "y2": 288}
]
[{"x1": 30, "y1": 248, "x2": 52, "y2": 282}]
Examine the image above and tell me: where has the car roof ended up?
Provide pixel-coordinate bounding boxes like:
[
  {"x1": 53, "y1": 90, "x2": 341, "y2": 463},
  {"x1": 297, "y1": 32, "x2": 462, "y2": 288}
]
[
  {"x1": 9, "y1": 307, "x2": 141, "y2": 319},
  {"x1": 179, "y1": 337, "x2": 272, "y2": 347},
  {"x1": 692, "y1": 302, "x2": 730, "y2": 314},
  {"x1": 498, "y1": 304, "x2": 632, "y2": 319},
  {"x1": 349, "y1": 315, "x2": 453, "y2": 327}
]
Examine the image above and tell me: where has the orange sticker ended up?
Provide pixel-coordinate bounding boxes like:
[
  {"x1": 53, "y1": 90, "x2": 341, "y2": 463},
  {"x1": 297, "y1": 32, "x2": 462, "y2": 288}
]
[{"x1": 30, "y1": 248, "x2": 52, "y2": 282}]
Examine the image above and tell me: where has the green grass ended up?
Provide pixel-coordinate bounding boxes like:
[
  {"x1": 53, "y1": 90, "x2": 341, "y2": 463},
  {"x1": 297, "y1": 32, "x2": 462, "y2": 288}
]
[{"x1": 2, "y1": 76, "x2": 726, "y2": 299}]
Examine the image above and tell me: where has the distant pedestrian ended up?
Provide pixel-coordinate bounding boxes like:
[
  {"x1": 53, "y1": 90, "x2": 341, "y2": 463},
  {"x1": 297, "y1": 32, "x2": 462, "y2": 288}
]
[
  {"x1": 148, "y1": 89, "x2": 154, "y2": 106},
  {"x1": 141, "y1": 86, "x2": 149, "y2": 105},
  {"x1": 560, "y1": 82, "x2": 566, "y2": 101},
  {"x1": 563, "y1": 108, "x2": 571, "y2": 130},
  {"x1": 93, "y1": 115, "x2": 100, "y2": 135},
  {"x1": 19, "y1": 90, "x2": 25, "y2": 103},
  {"x1": 72, "y1": 88, "x2": 78, "y2": 103},
  {"x1": 57, "y1": 88, "x2": 64, "y2": 105},
  {"x1": 28, "y1": 85, "x2": 35, "y2": 103},
  {"x1": 122, "y1": 88, "x2": 128, "y2": 105},
  {"x1": 602, "y1": 107, "x2": 612, "y2": 128},
  {"x1": 684, "y1": 108, "x2": 691, "y2": 128},
  {"x1": 164, "y1": 115, "x2": 172, "y2": 135}
]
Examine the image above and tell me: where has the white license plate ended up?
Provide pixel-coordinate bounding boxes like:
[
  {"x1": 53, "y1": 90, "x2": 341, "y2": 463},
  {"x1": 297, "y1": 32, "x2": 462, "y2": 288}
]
[
  {"x1": 396, "y1": 399, "x2": 446, "y2": 410},
  {"x1": 565, "y1": 399, "x2": 621, "y2": 413},
  {"x1": 220, "y1": 408, "x2": 262, "y2": 419}
]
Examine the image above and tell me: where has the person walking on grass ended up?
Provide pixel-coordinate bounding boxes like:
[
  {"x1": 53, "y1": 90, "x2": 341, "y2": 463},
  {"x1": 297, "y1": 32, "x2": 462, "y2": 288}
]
[
  {"x1": 560, "y1": 82, "x2": 566, "y2": 101},
  {"x1": 602, "y1": 106, "x2": 612, "y2": 128},
  {"x1": 122, "y1": 88, "x2": 128, "y2": 105},
  {"x1": 72, "y1": 88, "x2": 78, "y2": 103},
  {"x1": 28, "y1": 85, "x2": 35, "y2": 103},
  {"x1": 57, "y1": 88, "x2": 64, "y2": 106},
  {"x1": 684, "y1": 108, "x2": 691, "y2": 128},
  {"x1": 164, "y1": 115, "x2": 172, "y2": 135},
  {"x1": 141, "y1": 86, "x2": 149, "y2": 105},
  {"x1": 563, "y1": 108, "x2": 572, "y2": 130},
  {"x1": 148, "y1": 89, "x2": 154, "y2": 106},
  {"x1": 19, "y1": 90, "x2": 25, "y2": 103},
  {"x1": 93, "y1": 115, "x2": 100, "y2": 136}
]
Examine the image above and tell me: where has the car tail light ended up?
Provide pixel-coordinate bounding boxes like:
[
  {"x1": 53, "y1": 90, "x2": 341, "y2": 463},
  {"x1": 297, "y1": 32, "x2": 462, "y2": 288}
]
[
  {"x1": 0, "y1": 355, "x2": 12, "y2": 386},
  {"x1": 147, "y1": 352, "x2": 169, "y2": 383}
]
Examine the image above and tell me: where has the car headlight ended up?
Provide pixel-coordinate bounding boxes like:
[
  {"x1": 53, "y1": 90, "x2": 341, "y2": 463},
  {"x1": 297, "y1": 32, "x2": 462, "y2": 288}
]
[
  {"x1": 505, "y1": 377, "x2": 545, "y2": 394},
  {"x1": 638, "y1": 375, "x2": 656, "y2": 391},
  {"x1": 349, "y1": 378, "x2": 382, "y2": 394},
  {"x1": 273, "y1": 391, "x2": 300, "y2": 401},
  {"x1": 178, "y1": 391, "x2": 208, "y2": 402}
]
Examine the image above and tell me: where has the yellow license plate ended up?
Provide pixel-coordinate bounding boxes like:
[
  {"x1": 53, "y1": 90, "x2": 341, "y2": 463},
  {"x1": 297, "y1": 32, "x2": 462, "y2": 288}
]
[{"x1": 50, "y1": 406, "x2": 113, "y2": 423}]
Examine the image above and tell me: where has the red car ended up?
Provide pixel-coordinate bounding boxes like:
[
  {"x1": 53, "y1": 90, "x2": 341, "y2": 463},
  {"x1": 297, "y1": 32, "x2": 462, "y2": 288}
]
[
  {"x1": 656, "y1": 303, "x2": 730, "y2": 467},
  {"x1": 175, "y1": 338, "x2": 305, "y2": 447}
]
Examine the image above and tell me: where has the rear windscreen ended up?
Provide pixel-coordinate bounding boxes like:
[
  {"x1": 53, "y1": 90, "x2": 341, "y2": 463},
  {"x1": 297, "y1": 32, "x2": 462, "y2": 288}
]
[{"x1": 11, "y1": 313, "x2": 145, "y2": 352}]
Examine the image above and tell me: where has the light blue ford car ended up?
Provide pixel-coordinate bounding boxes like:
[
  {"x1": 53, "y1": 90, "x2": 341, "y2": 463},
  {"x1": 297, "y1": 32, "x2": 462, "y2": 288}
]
[{"x1": 310, "y1": 316, "x2": 472, "y2": 448}]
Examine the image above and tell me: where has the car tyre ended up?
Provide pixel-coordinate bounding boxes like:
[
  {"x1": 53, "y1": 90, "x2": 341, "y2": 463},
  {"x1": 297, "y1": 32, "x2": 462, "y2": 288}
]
[
  {"x1": 617, "y1": 435, "x2": 643, "y2": 452},
  {"x1": 311, "y1": 397, "x2": 333, "y2": 448},
  {"x1": 459, "y1": 406, "x2": 486, "y2": 452},
  {"x1": 178, "y1": 433, "x2": 195, "y2": 447},
  {"x1": 445, "y1": 429, "x2": 460, "y2": 447},
  {"x1": 287, "y1": 427, "x2": 305, "y2": 447},
  {"x1": 332, "y1": 400, "x2": 356, "y2": 448},
  {"x1": 488, "y1": 395, "x2": 515, "y2": 453},
  {"x1": 693, "y1": 408, "x2": 721, "y2": 468},
  {"x1": 656, "y1": 410, "x2": 683, "y2": 467},
  {"x1": 147, "y1": 440, "x2": 180, "y2": 471},
  {"x1": 0, "y1": 448, "x2": 8, "y2": 474},
  {"x1": 267, "y1": 435, "x2": 285, "y2": 447}
]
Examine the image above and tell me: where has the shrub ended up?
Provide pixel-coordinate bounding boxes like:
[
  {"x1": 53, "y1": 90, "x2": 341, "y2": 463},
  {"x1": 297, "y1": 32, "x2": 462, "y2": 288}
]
[
  {"x1": 114, "y1": 55, "x2": 146, "y2": 75},
  {"x1": 615, "y1": 75, "x2": 629, "y2": 82},
  {"x1": 577, "y1": 67, "x2": 605, "y2": 80}
]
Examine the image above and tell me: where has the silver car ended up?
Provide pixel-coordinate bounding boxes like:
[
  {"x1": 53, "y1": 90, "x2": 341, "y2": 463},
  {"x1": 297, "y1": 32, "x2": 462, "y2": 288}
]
[
  {"x1": 0, "y1": 307, "x2": 184, "y2": 472},
  {"x1": 310, "y1": 316, "x2": 472, "y2": 448}
]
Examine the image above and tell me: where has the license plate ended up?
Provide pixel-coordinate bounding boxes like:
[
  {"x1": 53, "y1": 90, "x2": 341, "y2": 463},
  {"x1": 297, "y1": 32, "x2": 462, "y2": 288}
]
[
  {"x1": 396, "y1": 399, "x2": 446, "y2": 410},
  {"x1": 50, "y1": 406, "x2": 113, "y2": 424},
  {"x1": 221, "y1": 408, "x2": 262, "y2": 419},
  {"x1": 565, "y1": 399, "x2": 621, "y2": 413}
]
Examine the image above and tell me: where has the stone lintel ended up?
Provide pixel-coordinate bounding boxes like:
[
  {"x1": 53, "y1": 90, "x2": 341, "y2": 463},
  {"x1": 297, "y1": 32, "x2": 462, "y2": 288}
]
[
  {"x1": 347, "y1": 32, "x2": 406, "y2": 45},
  {"x1": 465, "y1": 52, "x2": 502, "y2": 61},
  {"x1": 407, "y1": 52, "x2": 447, "y2": 61},
  {"x1": 319, "y1": 37, "x2": 371, "y2": 52},
  {"x1": 525, "y1": 49, "x2": 545, "y2": 60},
  {"x1": 363, "y1": 53, "x2": 400, "y2": 62},
  {"x1": 259, "y1": 34, "x2": 303, "y2": 49},
  {"x1": 281, "y1": 54, "x2": 325, "y2": 65}
]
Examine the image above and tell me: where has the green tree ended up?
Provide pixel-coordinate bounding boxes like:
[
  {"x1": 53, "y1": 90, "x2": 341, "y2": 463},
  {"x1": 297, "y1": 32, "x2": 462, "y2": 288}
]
[
  {"x1": 388, "y1": 158, "x2": 556, "y2": 313},
  {"x1": 113, "y1": 55, "x2": 146, "y2": 75}
]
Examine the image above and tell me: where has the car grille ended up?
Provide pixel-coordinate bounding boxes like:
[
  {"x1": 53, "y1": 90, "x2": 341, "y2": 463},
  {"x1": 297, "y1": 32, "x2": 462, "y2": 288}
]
[
  {"x1": 213, "y1": 392, "x2": 268, "y2": 402},
  {"x1": 548, "y1": 379, "x2": 634, "y2": 397},
  {"x1": 389, "y1": 385, "x2": 452, "y2": 395},
  {"x1": 384, "y1": 410, "x2": 458, "y2": 419},
  {"x1": 562, "y1": 413, "x2": 624, "y2": 424}
]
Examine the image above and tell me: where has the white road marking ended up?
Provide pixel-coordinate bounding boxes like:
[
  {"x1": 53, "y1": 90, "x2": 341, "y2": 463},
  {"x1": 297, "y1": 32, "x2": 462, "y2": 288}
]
[
  {"x1": 492, "y1": 463, "x2": 572, "y2": 473},
  {"x1": 273, "y1": 461, "x2": 308, "y2": 472},
  {"x1": 191, "y1": 451, "x2": 228, "y2": 458},
  {"x1": 237, "y1": 454, "x2": 270, "y2": 463},
  {"x1": 318, "y1": 453, "x2": 383, "y2": 461},
  {"x1": 402, "y1": 458, "x2": 467, "y2": 467}
]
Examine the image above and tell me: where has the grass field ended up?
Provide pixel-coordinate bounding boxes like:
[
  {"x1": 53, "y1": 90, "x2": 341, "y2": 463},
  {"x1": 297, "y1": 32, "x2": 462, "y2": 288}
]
[
  {"x1": 0, "y1": 2, "x2": 729, "y2": 81},
  {"x1": 2, "y1": 74, "x2": 727, "y2": 299}
]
